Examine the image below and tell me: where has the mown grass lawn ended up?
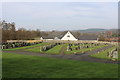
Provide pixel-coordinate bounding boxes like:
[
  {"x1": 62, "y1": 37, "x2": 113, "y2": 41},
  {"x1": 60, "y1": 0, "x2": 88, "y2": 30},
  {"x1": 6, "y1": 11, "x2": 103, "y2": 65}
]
[
  {"x1": 64, "y1": 44, "x2": 108, "y2": 54},
  {"x1": 3, "y1": 42, "x2": 50, "y2": 51},
  {"x1": 90, "y1": 47, "x2": 117, "y2": 60},
  {"x1": 45, "y1": 44, "x2": 66, "y2": 54},
  {"x1": 25, "y1": 44, "x2": 66, "y2": 54},
  {"x1": 2, "y1": 52, "x2": 118, "y2": 78}
]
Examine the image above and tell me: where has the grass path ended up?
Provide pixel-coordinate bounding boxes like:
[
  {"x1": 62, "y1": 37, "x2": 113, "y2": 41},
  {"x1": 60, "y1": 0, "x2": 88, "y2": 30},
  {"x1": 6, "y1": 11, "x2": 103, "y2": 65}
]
[
  {"x1": 59, "y1": 44, "x2": 68, "y2": 54},
  {"x1": 45, "y1": 44, "x2": 65, "y2": 54},
  {"x1": 2, "y1": 52, "x2": 118, "y2": 78}
]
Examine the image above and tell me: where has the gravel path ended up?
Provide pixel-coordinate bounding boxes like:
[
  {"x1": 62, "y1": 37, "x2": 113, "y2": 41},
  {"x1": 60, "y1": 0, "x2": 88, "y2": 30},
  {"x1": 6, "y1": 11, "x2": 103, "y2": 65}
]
[{"x1": 2, "y1": 45, "x2": 119, "y2": 64}]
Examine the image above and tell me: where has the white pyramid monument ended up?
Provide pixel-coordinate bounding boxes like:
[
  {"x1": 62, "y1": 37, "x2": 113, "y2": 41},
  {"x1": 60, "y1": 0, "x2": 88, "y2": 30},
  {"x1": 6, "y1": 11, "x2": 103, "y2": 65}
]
[{"x1": 61, "y1": 31, "x2": 78, "y2": 41}]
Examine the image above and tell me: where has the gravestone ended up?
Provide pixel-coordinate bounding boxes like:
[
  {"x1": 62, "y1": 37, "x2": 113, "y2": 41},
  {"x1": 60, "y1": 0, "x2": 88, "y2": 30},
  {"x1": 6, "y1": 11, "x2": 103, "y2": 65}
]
[
  {"x1": 112, "y1": 51, "x2": 118, "y2": 58},
  {"x1": 67, "y1": 46, "x2": 69, "y2": 51}
]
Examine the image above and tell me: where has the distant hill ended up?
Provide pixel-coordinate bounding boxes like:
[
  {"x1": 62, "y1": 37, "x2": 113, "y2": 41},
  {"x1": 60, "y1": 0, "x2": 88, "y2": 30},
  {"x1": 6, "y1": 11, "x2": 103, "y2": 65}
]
[
  {"x1": 62, "y1": 28, "x2": 118, "y2": 33},
  {"x1": 77, "y1": 28, "x2": 107, "y2": 33}
]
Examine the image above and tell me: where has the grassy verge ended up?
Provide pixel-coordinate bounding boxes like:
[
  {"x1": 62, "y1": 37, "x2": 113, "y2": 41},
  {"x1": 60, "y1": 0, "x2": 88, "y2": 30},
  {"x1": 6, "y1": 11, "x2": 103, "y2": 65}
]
[
  {"x1": 90, "y1": 47, "x2": 118, "y2": 60},
  {"x1": 3, "y1": 42, "x2": 50, "y2": 51},
  {"x1": 25, "y1": 47, "x2": 41, "y2": 53},
  {"x1": 64, "y1": 44, "x2": 108, "y2": 54},
  {"x1": 2, "y1": 52, "x2": 118, "y2": 78}
]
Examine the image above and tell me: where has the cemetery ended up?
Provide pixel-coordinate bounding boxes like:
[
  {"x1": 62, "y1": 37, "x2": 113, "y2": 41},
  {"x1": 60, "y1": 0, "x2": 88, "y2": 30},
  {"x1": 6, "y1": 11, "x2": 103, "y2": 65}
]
[
  {"x1": 2, "y1": 41, "x2": 119, "y2": 78},
  {"x1": 1, "y1": 30, "x2": 119, "y2": 78},
  {"x1": 2, "y1": 40, "x2": 118, "y2": 61},
  {"x1": 24, "y1": 42, "x2": 110, "y2": 55},
  {"x1": 2, "y1": 39, "x2": 119, "y2": 78}
]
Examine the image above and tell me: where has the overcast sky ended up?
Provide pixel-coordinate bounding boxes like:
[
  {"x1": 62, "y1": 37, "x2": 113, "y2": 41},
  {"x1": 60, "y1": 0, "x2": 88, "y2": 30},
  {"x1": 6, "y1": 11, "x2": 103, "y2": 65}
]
[{"x1": 2, "y1": 2, "x2": 118, "y2": 31}]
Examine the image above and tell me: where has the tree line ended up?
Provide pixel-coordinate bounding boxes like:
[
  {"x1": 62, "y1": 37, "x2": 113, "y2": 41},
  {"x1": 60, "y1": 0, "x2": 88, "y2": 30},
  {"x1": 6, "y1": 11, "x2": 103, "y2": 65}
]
[
  {"x1": 2, "y1": 28, "x2": 41, "y2": 41},
  {"x1": 2, "y1": 20, "x2": 116, "y2": 41},
  {"x1": 2, "y1": 28, "x2": 107, "y2": 41}
]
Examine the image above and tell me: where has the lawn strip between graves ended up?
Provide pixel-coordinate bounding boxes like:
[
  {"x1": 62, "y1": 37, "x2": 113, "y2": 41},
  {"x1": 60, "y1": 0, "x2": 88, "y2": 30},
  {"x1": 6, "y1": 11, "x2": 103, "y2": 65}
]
[
  {"x1": 3, "y1": 42, "x2": 50, "y2": 51},
  {"x1": 64, "y1": 44, "x2": 108, "y2": 54},
  {"x1": 25, "y1": 44, "x2": 68, "y2": 54},
  {"x1": 2, "y1": 52, "x2": 118, "y2": 78},
  {"x1": 45, "y1": 44, "x2": 67, "y2": 54},
  {"x1": 59, "y1": 44, "x2": 68, "y2": 54},
  {"x1": 90, "y1": 47, "x2": 118, "y2": 60}
]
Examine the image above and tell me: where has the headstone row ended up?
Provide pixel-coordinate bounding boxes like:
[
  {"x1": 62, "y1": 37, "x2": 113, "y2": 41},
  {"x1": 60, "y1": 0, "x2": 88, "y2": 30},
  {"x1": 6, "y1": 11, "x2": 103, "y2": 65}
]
[
  {"x1": 107, "y1": 48, "x2": 118, "y2": 58},
  {"x1": 40, "y1": 43, "x2": 62, "y2": 52},
  {"x1": 67, "y1": 43, "x2": 101, "y2": 51},
  {"x1": 1, "y1": 42, "x2": 42, "y2": 49}
]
